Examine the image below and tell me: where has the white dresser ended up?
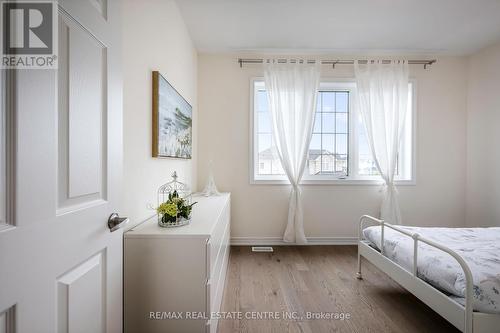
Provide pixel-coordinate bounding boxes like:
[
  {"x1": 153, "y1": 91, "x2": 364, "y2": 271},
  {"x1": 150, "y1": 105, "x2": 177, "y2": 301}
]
[{"x1": 124, "y1": 193, "x2": 231, "y2": 333}]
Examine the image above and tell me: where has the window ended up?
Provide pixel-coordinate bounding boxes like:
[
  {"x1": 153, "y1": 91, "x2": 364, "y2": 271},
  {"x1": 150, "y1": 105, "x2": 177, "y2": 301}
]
[
  {"x1": 308, "y1": 89, "x2": 349, "y2": 178},
  {"x1": 251, "y1": 79, "x2": 415, "y2": 184}
]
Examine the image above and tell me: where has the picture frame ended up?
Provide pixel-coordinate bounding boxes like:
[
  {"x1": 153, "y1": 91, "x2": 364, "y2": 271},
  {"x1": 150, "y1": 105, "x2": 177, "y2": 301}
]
[{"x1": 152, "y1": 71, "x2": 193, "y2": 159}]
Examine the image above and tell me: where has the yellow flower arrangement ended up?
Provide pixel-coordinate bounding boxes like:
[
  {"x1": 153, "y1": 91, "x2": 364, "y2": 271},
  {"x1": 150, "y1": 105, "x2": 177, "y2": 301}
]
[
  {"x1": 157, "y1": 190, "x2": 197, "y2": 226},
  {"x1": 157, "y1": 202, "x2": 178, "y2": 217},
  {"x1": 171, "y1": 197, "x2": 183, "y2": 205}
]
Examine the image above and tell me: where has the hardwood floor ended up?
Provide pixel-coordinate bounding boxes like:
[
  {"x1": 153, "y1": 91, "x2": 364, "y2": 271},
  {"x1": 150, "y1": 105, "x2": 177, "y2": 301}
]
[{"x1": 218, "y1": 246, "x2": 460, "y2": 333}]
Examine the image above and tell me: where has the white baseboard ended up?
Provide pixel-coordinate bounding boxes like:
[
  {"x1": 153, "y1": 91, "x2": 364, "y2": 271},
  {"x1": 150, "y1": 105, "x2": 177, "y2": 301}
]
[{"x1": 230, "y1": 236, "x2": 357, "y2": 246}]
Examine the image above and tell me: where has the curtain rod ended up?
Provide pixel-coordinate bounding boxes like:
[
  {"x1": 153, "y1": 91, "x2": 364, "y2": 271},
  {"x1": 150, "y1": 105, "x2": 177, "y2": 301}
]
[{"x1": 238, "y1": 58, "x2": 437, "y2": 69}]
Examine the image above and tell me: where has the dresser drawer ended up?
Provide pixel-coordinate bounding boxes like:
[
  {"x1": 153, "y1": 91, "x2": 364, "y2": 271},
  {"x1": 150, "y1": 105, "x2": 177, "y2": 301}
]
[
  {"x1": 206, "y1": 223, "x2": 230, "y2": 333},
  {"x1": 211, "y1": 224, "x2": 229, "y2": 310},
  {"x1": 207, "y1": 221, "x2": 229, "y2": 306},
  {"x1": 207, "y1": 200, "x2": 230, "y2": 279}
]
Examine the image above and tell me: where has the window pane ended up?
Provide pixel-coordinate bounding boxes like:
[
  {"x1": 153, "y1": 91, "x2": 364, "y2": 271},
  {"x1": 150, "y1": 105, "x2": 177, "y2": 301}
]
[
  {"x1": 310, "y1": 133, "x2": 321, "y2": 150},
  {"x1": 270, "y1": 141, "x2": 285, "y2": 175},
  {"x1": 258, "y1": 161, "x2": 271, "y2": 174},
  {"x1": 313, "y1": 113, "x2": 321, "y2": 133},
  {"x1": 258, "y1": 113, "x2": 272, "y2": 133},
  {"x1": 322, "y1": 134, "x2": 334, "y2": 154},
  {"x1": 308, "y1": 132, "x2": 322, "y2": 174},
  {"x1": 336, "y1": 155, "x2": 348, "y2": 174},
  {"x1": 358, "y1": 129, "x2": 371, "y2": 155},
  {"x1": 359, "y1": 155, "x2": 379, "y2": 175},
  {"x1": 322, "y1": 113, "x2": 335, "y2": 133},
  {"x1": 308, "y1": 152, "x2": 321, "y2": 175},
  {"x1": 322, "y1": 92, "x2": 335, "y2": 112},
  {"x1": 254, "y1": 83, "x2": 355, "y2": 180},
  {"x1": 321, "y1": 155, "x2": 335, "y2": 173},
  {"x1": 336, "y1": 92, "x2": 348, "y2": 112},
  {"x1": 257, "y1": 134, "x2": 286, "y2": 175},
  {"x1": 257, "y1": 90, "x2": 268, "y2": 112},
  {"x1": 258, "y1": 133, "x2": 272, "y2": 153},
  {"x1": 336, "y1": 134, "x2": 348, "y2": 155},
  {"x1": 257, "y1": 134, "x2": 272, "y2": 174},
  {"x1": 336, "y1": 113, "x2": 348, "y2": 133},
  {"x1": 358, "y1": 128, "x2": 380, "y2": 176},
  {"x1": 271, "y1": 154, "x2": 284, "y2": 174}
]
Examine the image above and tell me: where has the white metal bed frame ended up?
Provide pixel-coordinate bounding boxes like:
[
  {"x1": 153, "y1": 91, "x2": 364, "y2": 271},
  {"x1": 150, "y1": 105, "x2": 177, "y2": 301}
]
[{"x1": 357, "y1": 215, "x2": 500, "y2": 333}]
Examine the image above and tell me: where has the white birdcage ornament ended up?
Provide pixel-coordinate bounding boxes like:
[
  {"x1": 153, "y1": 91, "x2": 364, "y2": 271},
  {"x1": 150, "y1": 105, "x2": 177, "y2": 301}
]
[{"x1": 157, "y1": 171, "x2": 195, "y2": 228}]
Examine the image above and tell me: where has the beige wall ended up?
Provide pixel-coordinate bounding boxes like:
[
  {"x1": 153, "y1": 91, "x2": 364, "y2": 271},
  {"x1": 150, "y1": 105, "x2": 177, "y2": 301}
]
[
  {"x1": 466, "y1": 42, "x2": 500, "y2": 227},
  {"x1": 197, "y1": 54, "x2": 468, "y2": 241},
  {"x1": 118, "y1": 1, "x2": 495, "y2": 236},
  {"x1": 122, "y1": 0, "x2": 198, "y2": 225}
]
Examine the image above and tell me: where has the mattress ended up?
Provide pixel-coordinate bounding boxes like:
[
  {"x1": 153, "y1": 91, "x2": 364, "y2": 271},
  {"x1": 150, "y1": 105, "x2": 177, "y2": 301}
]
[{"x1": 363, "y1": 225, "x2": 500, "y2": 314}]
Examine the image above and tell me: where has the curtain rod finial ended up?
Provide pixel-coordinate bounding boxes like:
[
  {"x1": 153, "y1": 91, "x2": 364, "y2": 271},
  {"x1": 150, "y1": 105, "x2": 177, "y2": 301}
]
[{"x1": 424, "y1": 59, "x2": 437, "y2": 70}]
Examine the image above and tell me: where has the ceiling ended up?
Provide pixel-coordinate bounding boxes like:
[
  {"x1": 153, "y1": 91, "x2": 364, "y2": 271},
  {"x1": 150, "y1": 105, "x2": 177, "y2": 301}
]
[{"x1": 175, "y1": 0, "x2": 500, "y2": 55}]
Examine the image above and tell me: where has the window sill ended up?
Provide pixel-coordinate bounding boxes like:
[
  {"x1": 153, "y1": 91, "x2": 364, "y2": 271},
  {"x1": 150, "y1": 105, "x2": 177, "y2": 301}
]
[{"x1": 250, "y1": 178, "x2": 416, "y2": 186}]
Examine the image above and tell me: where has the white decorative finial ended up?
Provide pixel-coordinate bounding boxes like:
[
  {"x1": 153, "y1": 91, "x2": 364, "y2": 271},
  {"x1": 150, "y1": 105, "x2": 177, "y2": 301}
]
[{"x1": 172, "y1": 171, "x2": 178, "y2": 181}]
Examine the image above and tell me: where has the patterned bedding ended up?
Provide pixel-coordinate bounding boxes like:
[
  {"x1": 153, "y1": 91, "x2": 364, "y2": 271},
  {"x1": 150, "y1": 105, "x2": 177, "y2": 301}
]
[{"x1": 363, "y1": 226, "x2": 500, "y2": 314}]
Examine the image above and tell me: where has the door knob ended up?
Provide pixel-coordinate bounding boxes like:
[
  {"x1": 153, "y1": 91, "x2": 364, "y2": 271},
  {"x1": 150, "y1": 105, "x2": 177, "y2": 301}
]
[{"x1": 108, "y1": 213, "x2": 129, "y2": 232}]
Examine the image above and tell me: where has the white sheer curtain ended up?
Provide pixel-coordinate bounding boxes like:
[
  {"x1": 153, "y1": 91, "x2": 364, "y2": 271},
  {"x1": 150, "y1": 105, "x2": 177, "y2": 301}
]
[
  {"x1": 264, "y1": 62, "x2": 320, "y2": 244},
  {"x1": 354, "y1": 60, "x2": 409, "y2": 224}
]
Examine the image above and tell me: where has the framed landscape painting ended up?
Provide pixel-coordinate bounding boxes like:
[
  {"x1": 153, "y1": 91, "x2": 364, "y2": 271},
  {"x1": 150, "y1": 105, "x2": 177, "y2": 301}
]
[{"x1": 152, "y1": 71, "x2": 192, "y2": 159}]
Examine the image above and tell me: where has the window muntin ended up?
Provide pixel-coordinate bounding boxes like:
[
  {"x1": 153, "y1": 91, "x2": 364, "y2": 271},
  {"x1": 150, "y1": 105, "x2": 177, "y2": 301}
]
[
  {"x1": 308, "y1": 90, "x2": 349, "y2": 177},
  {"x1": 252, "y1": 80, "x2": 414, "y2": 183}
]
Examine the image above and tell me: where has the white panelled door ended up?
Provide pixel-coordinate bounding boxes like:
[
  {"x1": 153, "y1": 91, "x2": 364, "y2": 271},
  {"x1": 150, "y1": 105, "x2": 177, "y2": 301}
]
[{"x1": 0, "y1": 0, "x2": 123, "y2": 332}]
